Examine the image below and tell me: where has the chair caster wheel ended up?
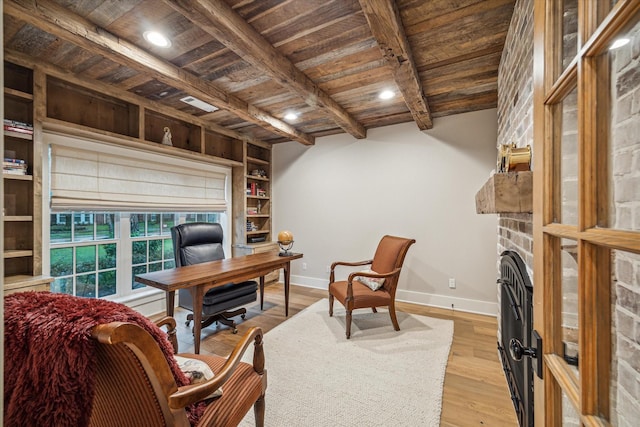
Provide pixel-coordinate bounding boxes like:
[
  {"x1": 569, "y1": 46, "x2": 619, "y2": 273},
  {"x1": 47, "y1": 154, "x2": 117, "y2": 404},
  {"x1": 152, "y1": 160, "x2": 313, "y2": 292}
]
[
  {"x1": 233, "y1": 328, "x2": 238, "y2": 334},
  {"x1": 241, "y1": 313, "x2": 246, "y2": 319}
]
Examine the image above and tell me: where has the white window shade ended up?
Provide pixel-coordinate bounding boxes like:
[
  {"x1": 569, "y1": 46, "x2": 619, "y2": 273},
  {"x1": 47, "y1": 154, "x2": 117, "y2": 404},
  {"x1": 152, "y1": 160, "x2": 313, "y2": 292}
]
[{"x1": 47, "y1": 132, "x2": 229, "y2": 212}]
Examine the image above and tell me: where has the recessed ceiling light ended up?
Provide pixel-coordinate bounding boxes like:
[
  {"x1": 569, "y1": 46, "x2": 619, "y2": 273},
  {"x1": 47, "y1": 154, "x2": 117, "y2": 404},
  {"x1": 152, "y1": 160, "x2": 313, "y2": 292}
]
[
  {"x1": 379, "y1": 90, "x2": 395, "y2": 100},
  {"x1": 609, "y1": 37, "x2": 630, "y2": 50},
  {"x1": 284, "y1": 112, "x2": 299, "y2": 121},
  {"x1": 143, "y1": 31, "x2": 171, "y2": 48}
]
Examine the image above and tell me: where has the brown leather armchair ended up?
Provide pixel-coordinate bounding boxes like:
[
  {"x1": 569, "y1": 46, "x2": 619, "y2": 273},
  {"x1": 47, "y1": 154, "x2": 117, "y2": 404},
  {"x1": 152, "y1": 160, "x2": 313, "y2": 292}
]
[
  {"x1": 328, "y1": 235, "x2": 416, "y2": 339},
  {"x1": 4, "y1": 291, "x2": 265, "y2": 427},
  {"x1": 90, "y1": 317, "x2": 266, "y2": 427}
]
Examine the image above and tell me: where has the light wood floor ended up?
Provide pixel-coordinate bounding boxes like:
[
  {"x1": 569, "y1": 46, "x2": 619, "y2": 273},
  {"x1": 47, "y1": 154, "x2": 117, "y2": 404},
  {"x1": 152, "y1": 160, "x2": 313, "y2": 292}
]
[{"x1": 170, "y1": 282, "x2": 518, "y2": 427}]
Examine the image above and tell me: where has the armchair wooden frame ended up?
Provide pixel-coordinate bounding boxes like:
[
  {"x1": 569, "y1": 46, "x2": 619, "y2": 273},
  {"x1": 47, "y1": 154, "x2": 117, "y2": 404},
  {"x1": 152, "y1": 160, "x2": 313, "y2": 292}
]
[
  {"x1": 89, "y1": 317, "x2": 266, "y2": 427},
  {"x1": 328, "y1": 235, "x2": 416, "y2": 339}
]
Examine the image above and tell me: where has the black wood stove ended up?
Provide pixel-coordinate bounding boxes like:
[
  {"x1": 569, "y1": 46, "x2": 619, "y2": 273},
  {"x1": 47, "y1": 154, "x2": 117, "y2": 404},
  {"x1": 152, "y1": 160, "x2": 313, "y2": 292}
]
[{"x1": 497, "y1": 250, "x2": 537, "y2": 427}]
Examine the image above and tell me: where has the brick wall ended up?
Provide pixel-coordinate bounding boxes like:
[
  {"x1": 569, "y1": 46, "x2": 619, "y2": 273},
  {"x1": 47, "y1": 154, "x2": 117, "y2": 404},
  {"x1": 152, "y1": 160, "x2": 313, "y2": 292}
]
[
  {"x1": 496, "y1": 0, "x2": 534, "y2": 348},
  {"x1": 496, "y1": 0, "x2": 534, "y2": 268}
]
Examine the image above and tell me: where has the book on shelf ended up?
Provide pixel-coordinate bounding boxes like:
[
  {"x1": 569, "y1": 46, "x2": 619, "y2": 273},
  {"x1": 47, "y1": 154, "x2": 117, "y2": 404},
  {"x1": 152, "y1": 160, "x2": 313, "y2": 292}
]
[
  {"x1": 3, "y1": 158, "x2": 28, "y2": 175},
  {"x1": 247, "y1": 182, "x2": 257, "y2": 196},
  {"x1": 3, "y1": 168, "x2": 27, "y2": 175},
  {"x1": 4, "y1": 126, "x2": 34, "y2": 135},
  {"x1": 3, "y1": 119, "x2": 33, "y2": 134}
]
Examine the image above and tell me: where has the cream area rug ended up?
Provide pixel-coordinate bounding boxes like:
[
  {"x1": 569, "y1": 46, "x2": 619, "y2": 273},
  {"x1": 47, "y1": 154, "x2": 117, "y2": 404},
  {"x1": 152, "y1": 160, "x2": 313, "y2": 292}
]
[{"x1": 239, "y1": 299, "x2": 454, "y2": 427}]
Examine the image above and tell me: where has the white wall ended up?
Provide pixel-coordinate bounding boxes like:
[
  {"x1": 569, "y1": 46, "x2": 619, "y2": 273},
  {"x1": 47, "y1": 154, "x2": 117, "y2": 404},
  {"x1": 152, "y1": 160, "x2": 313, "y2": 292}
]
[{"x1": 272, "y1": 109, "x2": 500, "y2": 315}]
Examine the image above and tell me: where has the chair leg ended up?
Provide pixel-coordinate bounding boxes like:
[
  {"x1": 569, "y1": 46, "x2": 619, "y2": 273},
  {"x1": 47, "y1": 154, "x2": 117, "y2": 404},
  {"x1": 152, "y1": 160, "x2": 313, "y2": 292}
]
[
  {"x1": 328, "y1": 293, "x2": 334, "y2": 317},
  {"x1": 346, "y1": 310, "x2": 352, "y2": 339},
  {"x1": 389, "y1": 302, "x2": 400, "y2": 331},
  {"x1": 371, "y1": 307, "x2": 377, "y2": 313},
  {"x1": 254, "y1": 396, "x2": 265, "y2": 427}
]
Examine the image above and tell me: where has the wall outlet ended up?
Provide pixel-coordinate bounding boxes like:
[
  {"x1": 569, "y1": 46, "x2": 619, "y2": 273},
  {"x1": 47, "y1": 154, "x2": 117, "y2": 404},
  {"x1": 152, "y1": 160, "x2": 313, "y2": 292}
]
[
  {"x1": 448, "y1": 278, "x2": 456, "y2": 289},
  {"x1": 302, "y1": 262, "x2": 307, "y2": 270}
]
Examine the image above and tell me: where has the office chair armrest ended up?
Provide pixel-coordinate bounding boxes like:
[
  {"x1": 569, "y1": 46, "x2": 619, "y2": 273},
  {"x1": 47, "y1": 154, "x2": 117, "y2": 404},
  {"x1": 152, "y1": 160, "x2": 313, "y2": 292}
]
[{"x1": 168, "y1": 327, "x2": 265, "y2": 408}]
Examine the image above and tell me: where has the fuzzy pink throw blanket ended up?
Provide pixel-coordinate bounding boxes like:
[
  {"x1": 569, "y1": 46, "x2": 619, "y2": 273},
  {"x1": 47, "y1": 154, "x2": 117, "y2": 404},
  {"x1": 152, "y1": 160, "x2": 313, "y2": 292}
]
[{"x1": 4, "y1": 292, "x2": 204, "y2": 427}]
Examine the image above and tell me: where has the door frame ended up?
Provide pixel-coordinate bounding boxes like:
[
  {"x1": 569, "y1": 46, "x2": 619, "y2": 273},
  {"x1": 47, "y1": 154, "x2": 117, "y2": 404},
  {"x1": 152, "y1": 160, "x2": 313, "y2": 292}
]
[{"x1": 533, "y1": 0, "x2": 640, "y2": 425}]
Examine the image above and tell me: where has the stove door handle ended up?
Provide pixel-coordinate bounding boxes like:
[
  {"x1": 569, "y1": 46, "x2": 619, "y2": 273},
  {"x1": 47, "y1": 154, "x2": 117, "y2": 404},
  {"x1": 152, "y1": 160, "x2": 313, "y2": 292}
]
[
  {"x1": 509, "y1": 330, "x2": 544, "y2": 379},
  {"x1": 509, "y1": 338, "x2": 536, "y2": 361}
]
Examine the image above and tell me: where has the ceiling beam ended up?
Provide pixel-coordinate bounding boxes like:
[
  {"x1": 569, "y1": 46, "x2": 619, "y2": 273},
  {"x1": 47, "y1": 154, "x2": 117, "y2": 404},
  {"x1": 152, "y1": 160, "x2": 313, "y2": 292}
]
[
  {"x1": 4, "y1": 0, "x2": 315, "y2": 145},
  {"x1": 165, "y1": 0, "x2": 367, "y2": 139},
  {"x1": 358, "y1": 0, "x2": 433, "y2": 130}
]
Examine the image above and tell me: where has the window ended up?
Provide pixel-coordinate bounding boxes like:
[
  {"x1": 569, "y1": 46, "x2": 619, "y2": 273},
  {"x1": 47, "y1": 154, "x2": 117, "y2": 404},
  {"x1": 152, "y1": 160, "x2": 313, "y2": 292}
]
[{"x1": 50, "y1": 212, "x2": 224, "y2": 299}]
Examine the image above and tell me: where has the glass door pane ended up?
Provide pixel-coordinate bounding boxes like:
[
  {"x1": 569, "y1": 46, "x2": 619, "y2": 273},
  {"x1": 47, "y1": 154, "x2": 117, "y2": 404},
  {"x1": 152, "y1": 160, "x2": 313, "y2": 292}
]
[
  {"x1": 560, "y1": 87, "x2": 579, "y2": 225},
  {"x1": 611, "y1": 250, "x2": 640, "y2": 425},
  {"x1": 607, "y1": 12, "x2": 640, "y2": 232},
  {"x1": 561, "y1": 239, "x2": 579, "y2": 379},
  {"x1": 561, "y1": 0, "x2": 579, "y2": 71}
]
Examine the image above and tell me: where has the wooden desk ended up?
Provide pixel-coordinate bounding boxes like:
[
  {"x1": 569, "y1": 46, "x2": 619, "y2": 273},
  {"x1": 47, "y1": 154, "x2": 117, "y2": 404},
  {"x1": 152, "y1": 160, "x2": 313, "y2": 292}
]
[{"x1": 135, "y1": 251, "x2": 303, "y2": 353}]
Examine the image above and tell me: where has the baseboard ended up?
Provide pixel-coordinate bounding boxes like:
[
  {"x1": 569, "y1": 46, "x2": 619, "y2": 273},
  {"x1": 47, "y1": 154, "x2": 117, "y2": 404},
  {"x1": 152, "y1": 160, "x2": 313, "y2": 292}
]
[
  {"x1": 287, "y1": 274, "x2": 497, "y2": 317},
  {"x1": 395, "y1": 289, "x2": 497, "y2": 317}
]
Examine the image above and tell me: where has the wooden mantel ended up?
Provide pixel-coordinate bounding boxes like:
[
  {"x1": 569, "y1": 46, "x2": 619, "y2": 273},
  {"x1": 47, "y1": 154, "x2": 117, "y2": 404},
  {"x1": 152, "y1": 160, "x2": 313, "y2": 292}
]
[{"x1": 475, "y1": 171, "x2": 533, "y2": 214}]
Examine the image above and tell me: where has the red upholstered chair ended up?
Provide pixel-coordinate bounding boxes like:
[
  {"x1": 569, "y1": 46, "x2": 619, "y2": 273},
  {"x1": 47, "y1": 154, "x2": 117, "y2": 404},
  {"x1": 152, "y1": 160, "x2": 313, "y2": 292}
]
[{"x1": 328, "y1": 235, "x2": 416, "y2": 339}]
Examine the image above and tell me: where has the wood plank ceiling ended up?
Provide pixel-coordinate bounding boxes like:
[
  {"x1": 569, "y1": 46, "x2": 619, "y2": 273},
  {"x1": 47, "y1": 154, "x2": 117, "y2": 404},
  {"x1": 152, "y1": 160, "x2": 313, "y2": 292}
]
[{"x1": 3, "y1": 0, "x2": 516, "y2": 145}]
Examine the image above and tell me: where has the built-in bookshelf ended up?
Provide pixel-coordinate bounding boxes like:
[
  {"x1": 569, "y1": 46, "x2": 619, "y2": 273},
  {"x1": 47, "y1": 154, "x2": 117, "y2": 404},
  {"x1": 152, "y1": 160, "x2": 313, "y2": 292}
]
[
  {"x1": 3, "y1": 61, "x2": 52, "y2": 291},
  {"x1": 3, "y1": 61, "x2": 273, "y2": 290},
  {"x1": 245, "y1": 143, "x2": 272, "y2": 244},
  {"x1": 45, "y1": 75, "x2": 244, "y2": 165}
]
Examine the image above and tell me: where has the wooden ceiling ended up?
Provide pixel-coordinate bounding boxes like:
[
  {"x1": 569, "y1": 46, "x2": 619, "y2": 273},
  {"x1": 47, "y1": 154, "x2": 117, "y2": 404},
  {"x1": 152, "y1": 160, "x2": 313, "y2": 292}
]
[{"x1": 3, "y1": 0, "x2": 515, "y2": 145}]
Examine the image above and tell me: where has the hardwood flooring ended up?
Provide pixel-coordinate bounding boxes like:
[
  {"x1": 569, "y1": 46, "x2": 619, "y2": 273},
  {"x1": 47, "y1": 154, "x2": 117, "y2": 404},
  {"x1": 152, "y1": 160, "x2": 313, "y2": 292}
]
[{"x1": 169, "y1": 283, "x2": 518, "y2": 426}]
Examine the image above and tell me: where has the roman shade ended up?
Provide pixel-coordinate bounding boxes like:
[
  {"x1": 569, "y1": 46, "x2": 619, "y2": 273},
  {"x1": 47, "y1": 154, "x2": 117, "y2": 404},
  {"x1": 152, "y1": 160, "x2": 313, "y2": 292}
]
[{"x1": 46, "y1": 132, "x2": 229, "y2": 212}]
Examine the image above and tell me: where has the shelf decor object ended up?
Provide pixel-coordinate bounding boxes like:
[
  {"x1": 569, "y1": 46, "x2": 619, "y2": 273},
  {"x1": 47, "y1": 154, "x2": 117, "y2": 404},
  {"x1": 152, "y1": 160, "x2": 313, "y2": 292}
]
[
  {"x1": 161, "y1": 126, "x2": 172, "y2": 146},
  {"x1": 277, "y1": 230, "x2": 294, "y2": 257}
]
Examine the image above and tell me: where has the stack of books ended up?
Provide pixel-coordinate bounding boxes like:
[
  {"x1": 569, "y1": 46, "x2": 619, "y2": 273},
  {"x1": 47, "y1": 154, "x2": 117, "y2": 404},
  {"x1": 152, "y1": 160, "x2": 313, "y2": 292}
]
[
  {"x1": 3, "y1": 158, "x2": 28, "y2": 175},
  {"x1": 4, "y1": 119, "x2": 34, "y2": 135}
]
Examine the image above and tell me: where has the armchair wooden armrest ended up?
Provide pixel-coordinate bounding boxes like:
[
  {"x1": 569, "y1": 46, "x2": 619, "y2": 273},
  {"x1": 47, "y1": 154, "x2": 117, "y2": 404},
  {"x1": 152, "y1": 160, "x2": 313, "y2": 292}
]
[
  {"x1": 347, "y1": 267, "x2": 402, "y2": 283},
  {"x1": 346, "y1": 268, "x2": 402, "y2": 300},
  {"x1": 329, "y1": 259, "x2": 373, "y2": 282},
  {"x1": 169, "y1": 327, "x2": 265, "y2": 408},
  {"x1": 154, "y1": 316, "x2": 178, "y2": 353}
]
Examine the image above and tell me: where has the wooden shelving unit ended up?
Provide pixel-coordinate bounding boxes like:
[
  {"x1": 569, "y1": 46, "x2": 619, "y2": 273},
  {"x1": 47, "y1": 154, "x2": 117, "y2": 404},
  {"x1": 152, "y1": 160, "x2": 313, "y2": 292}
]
[
  {"x1": 3, "y1": 60, "x2": 275, "y2": 290},
  {"x1": 244, "y1": 143, "x2": 272, "y2": 243},
  {"x1": 3, "y1": 61, "x2": 53, "y2": 290},
  {"x1": 233, "y1": 142, "x2": 277, "y2": 281}
]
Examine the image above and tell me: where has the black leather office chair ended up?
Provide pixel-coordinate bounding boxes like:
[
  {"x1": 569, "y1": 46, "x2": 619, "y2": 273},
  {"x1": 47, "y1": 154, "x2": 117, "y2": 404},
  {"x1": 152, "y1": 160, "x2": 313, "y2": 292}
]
[{"x1": 171, "y1": 222, "x2": 258, "y2": 334}]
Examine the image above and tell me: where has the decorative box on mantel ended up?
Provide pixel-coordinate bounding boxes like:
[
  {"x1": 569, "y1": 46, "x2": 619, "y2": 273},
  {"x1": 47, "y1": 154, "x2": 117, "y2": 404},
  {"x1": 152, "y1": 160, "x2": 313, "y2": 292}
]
[{"x1": 475, "y1": 171, "x2": 533, "y2": 214}]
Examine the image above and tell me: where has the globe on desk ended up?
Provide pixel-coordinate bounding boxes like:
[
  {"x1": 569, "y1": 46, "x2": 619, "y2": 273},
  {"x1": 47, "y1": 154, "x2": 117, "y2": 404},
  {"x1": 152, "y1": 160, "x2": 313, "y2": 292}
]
[{"x1": 277, "y1": 230, "x2": 294, "y2": 257}]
